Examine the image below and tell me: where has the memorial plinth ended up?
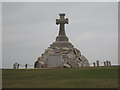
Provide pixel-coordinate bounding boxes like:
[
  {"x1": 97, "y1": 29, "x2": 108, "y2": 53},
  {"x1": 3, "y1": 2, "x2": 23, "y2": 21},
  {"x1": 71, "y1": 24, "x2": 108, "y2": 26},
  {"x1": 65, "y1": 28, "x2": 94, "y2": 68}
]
[{"x1": 34, "y1": 13, "x2": 89, "y2": 68}]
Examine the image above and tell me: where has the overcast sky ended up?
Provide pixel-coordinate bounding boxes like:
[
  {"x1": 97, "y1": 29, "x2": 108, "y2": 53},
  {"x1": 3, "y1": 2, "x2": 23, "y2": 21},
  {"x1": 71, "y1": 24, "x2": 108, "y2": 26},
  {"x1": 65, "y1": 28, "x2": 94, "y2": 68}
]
[{"x1": 2, "y1": 2, "x2": 118, "y2": 68}]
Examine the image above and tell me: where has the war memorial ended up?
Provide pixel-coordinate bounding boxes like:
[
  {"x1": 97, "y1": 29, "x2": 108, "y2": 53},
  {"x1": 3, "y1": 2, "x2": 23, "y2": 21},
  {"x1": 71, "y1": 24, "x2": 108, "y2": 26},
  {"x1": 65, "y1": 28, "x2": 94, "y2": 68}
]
[
  {"x1": 3, "y1": 14, "x2": 118, "y2": 89},
  {"x1": 34, "y1": 13, "x2": 89, "y2": 68}
]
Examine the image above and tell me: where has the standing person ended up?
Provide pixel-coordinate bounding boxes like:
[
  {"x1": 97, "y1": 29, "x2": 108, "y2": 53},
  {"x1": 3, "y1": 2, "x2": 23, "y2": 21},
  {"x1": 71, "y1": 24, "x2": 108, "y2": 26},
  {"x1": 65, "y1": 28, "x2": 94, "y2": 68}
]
[
  {"x1": 104, "y1": 61, "x2": 106, "y2": 66},
  {"x1": 93, "y1": 62, "x2": 96, "y2": 67},
  {"x1": 17, "y1": 64, "x2": 20, "y2": 69},
  {"x1": 96, "y1": 60, "x2": 99, "y2": 67},
  {"x1": 108, "y1": 61, "x2": 111, "y2": 66},
  {"x1": 13, "y1": 63, "x2": 16, "y2": 69},
  {"x1": 106, "y1": 60, "x2": 109, "y2": 66},
  {"x1": 25, "y1": 64, "x2": 27, "y2": 69}
]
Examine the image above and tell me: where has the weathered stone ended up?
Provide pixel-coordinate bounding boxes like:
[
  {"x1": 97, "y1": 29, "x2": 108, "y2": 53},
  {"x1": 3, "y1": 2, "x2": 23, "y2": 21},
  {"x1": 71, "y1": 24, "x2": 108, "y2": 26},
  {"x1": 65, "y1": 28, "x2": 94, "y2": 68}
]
[
  {"x1": 34, "y1": 13, "x2": 90, "y2": 68},
  {"x1": 13, "y1": 62, "x2": 18, "y2": 69}
]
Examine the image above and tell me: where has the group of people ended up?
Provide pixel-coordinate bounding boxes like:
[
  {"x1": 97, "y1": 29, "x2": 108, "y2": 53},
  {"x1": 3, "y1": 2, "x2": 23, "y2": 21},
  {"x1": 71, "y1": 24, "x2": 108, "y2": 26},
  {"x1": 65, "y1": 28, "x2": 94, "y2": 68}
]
[
  {"x1": 93, "y1": 60, "x2": 111, "y2": 67},
  {"x1": 13, "y1": 63, "x2": 28, "y2": 69}
]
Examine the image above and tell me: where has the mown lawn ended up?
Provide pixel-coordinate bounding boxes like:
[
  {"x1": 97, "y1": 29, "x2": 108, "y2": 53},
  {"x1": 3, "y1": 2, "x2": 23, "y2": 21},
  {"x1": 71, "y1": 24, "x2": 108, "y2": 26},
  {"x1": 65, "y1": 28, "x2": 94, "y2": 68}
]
[{"x1": 2, "y1": 66, "x2": 119, "y2": 88}]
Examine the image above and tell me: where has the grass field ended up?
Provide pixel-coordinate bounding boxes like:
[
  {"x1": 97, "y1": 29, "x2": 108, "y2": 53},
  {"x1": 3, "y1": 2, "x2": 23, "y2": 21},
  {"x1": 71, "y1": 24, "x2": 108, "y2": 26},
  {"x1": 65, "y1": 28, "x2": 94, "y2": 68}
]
[{"x1": 2, "y1": 66, "x2": 119, "y2": 88}]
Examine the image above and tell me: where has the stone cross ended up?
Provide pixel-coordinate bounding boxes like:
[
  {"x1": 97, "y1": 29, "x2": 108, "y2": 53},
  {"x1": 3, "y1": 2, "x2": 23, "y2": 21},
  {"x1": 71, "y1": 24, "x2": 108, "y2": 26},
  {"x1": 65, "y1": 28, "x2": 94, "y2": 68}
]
[{"x1": 56, "y1": 13, "x2": 68, "y2": 36}]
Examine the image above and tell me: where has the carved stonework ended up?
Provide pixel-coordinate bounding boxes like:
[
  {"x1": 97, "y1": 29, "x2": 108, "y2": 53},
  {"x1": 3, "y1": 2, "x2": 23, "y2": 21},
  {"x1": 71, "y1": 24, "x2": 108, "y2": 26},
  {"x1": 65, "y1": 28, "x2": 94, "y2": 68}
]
[{"x1": 34, "y1": 13, "x2": 89, "y2": 68}]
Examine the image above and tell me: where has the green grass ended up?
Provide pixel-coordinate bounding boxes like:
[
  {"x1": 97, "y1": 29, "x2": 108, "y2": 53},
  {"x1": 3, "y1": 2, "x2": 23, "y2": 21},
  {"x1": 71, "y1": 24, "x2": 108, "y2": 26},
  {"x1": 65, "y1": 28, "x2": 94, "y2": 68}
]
[{"x1": 2, "y1": 66, "x2": 119, "y2": 88}]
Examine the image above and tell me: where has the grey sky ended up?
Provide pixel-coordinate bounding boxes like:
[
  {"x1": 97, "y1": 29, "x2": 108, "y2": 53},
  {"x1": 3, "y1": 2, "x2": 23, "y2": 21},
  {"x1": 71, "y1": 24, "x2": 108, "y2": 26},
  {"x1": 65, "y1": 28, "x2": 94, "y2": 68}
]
[{"x1": 2, "y1": 2, "x2": 118, "y2": 68}]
